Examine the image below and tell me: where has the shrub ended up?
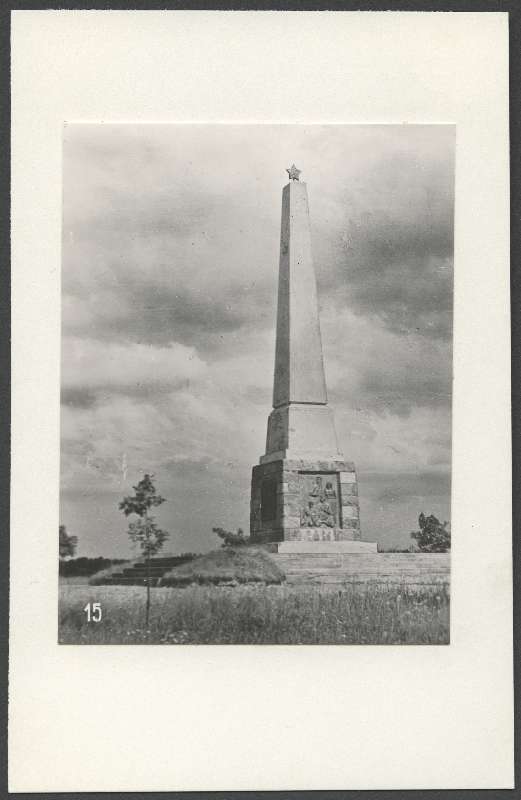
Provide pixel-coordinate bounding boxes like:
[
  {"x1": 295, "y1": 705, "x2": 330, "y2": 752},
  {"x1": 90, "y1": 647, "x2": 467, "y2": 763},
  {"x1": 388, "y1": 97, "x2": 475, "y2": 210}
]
[
  {"x1": 59, "y1": 525, "x2": 78, "y2": 559},
  {"x1": 212, "y1": 526, "x2": 249, "y2": 548},
  {"x1": 411, "y1": 513, "x2": 451, "y2": 553}
]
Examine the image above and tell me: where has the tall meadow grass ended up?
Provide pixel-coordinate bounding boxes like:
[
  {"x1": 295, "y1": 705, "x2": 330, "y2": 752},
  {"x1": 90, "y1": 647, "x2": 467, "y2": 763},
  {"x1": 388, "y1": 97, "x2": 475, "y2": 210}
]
[{"x1": 59, "y1": 582, "x2": 449, "y2": 645}]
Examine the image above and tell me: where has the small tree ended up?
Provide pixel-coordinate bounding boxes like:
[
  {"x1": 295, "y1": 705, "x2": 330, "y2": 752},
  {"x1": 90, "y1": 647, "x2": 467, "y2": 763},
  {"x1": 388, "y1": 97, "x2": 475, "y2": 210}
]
[
  {"x1": 119, "y1": 474, "x2": 169, "y2": 626},
  {"x1": 411, "y1": 513, "x2": 451, "y2": 553},
  {"x1": 59, "y1": 525, "x2": 78, "y2": 560},
  {"x1": 212, "y1": 526, "x2": 248, "y2": 548}
]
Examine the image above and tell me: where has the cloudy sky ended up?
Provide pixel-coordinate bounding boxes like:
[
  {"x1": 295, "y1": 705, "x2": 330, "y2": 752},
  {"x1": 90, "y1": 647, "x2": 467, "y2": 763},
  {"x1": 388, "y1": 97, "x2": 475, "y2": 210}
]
[{"x1": 60, "y1": 124, "x2": 454, "y2": 557}]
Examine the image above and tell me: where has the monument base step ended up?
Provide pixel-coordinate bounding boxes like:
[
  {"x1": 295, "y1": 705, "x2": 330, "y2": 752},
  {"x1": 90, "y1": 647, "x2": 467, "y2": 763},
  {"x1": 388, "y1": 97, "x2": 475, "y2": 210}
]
[
  {"x1": 93, "y1": 554, "x2": 195, "y2": 586},
  {"x1": 270, "y1": 552, "x2": 450, "y2": 586},
  {"x1": 274, "y1": 540, "x2": 377, "y2": 554}
]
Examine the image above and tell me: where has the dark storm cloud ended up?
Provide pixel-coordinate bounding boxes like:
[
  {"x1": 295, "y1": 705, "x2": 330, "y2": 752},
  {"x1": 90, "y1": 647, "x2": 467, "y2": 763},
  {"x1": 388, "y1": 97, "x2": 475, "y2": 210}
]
[
  {"x1": 61, "y1": 380, "x2": 191, "y2": 405},
  {"x1": 358, "y1": 356, "x2": 452, "y2": 417},
  {"x1": 118, "y1": 280, "x2": 273, "y2": 348},
  {"x1": 64, "y1": 278, "x2": 275, "y2": 351},
  {"x1": 61, "y1": 387, "x2": 98, "y2": 409},
  {"x1": 315, "y1": 147, "x2": 454, "y2": 341},
  {"x1": 67, "y1": 186, "x2": 216, "y2": 245},
  {"x1": 63, "y1": 125, "x2": 454, "y2": 356},
  {"x1": 62, "y1": 129, "x2": 279, "y2": 352},
  {"x1": 366, "y1": 470, "x2": 451, "y2": 504}
]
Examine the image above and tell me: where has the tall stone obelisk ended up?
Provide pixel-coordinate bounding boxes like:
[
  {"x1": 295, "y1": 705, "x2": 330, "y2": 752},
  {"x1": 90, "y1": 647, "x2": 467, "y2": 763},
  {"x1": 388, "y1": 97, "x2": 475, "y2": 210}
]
[{"x1": 250, "y1": 166, "x2": 370, "y2": 549}]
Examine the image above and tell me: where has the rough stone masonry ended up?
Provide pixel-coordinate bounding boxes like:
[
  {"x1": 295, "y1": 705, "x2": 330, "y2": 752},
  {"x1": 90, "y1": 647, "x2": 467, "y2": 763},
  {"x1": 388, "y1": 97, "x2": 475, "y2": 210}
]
[{"x1": 250, "y1": 167, "x2": 376, "y2": 552}]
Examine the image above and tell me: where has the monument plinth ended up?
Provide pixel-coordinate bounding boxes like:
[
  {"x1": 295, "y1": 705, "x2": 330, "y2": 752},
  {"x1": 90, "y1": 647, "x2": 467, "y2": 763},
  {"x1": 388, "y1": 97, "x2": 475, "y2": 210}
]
[{"x1": 250, "y1": 167, "x2": 373, "y2": 551}]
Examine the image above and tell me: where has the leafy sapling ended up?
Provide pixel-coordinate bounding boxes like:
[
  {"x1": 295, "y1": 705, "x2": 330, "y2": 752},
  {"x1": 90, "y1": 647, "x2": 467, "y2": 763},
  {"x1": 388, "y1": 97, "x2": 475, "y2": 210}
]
[{"x1": 119, "y1": 474, "x2": 169, "y2": 625}]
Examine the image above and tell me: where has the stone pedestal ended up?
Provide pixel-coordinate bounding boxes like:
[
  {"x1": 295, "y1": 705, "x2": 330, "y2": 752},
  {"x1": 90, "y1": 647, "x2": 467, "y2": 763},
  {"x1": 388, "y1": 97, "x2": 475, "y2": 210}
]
[{"x1": 250, "y1": 457, "x2": 361, "y2": 544}]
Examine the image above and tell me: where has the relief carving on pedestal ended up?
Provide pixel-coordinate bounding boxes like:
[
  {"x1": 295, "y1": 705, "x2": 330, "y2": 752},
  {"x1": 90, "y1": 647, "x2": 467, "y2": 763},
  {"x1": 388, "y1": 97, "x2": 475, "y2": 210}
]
[{"x1": 299, "y1": 474, "x2": 338, "y2": 528}]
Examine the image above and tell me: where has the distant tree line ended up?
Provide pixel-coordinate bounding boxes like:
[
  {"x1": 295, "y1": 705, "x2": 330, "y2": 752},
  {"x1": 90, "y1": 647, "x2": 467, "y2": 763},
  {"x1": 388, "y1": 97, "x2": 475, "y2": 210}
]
[{"x1": 59, "y1": 557, "x2": 127, "y2": 577}]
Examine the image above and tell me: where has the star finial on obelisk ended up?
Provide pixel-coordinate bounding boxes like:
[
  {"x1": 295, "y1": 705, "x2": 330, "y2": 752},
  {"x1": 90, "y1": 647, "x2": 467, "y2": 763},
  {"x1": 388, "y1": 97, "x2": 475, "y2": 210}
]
[{"x1": 286, "y1": 164, "x2": 301, "y2": 181}]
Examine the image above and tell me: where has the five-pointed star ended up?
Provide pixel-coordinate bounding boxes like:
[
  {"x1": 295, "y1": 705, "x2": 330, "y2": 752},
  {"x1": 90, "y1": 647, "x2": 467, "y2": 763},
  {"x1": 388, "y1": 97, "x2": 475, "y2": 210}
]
[{"x1": 286, "y1": 164, "x2": 301, "y2": 181}]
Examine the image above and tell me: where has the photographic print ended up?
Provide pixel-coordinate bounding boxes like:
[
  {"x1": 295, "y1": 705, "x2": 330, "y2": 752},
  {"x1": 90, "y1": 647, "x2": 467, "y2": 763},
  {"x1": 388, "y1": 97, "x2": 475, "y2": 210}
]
[
  {"x1": 59, "y1": 123, "x2": 454, "y2": 645},
  {"x1": 11, "y1": 10, "x2": 512, "y2": 793}
]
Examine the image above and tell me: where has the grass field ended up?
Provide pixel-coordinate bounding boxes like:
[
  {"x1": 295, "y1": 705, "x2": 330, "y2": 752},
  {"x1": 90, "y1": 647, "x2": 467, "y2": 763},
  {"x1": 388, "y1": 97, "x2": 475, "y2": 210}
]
[{"x1": 59, "y1": 579, "x2": 450, "y2": 645}]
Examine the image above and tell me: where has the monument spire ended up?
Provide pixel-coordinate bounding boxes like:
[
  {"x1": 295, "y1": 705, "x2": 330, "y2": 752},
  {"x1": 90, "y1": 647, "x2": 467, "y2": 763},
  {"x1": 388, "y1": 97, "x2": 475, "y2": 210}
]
[
  {"x1": 264, "y1": 168, "x2": 340, "y2": 461},
  {"x1": 250, "y1": 168, "x2": 366, "y2": 549},
  {"x1": 273, "y1": 167, "x2": 328, "y2": 409}
]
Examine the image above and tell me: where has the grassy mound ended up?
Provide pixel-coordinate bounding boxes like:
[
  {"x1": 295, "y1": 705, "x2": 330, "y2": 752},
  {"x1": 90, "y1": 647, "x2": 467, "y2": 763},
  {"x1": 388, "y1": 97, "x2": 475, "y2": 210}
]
[{"x1": 161, "y1": 547, "x2": 285, "y2": 587}]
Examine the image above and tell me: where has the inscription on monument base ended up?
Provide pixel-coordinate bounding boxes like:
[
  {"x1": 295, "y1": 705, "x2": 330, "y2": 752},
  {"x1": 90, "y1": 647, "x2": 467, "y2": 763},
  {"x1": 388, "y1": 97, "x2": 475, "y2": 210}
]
[{"x1": 284, "y1": 523, "x2": 360, "y2": 542}]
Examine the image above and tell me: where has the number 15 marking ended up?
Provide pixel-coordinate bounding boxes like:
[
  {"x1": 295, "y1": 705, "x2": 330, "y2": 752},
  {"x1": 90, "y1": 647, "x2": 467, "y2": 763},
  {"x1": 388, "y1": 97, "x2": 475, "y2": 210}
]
[{"x1": 83, "y1": 602, "x2": 102, "y2": 622}]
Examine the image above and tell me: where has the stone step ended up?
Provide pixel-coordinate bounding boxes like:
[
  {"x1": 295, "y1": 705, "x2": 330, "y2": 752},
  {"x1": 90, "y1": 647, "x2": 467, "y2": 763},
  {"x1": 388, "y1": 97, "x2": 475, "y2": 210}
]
[
  {"x1": 271, "y1": 552, "x2": 450, "y2": 585},
  {"x1": 108, "y1": 577, "x2": 161, "y2": 586},
  {"x1": 285, "y1": 575, "x2": 448, "y2": 586},
  {"x1": 283, "y1": 568, "x2": 449, "y2": 575},
  {"x1": 121, "y1": 569, "x2": 166, "y2": 577},
  {"x1": 277, "y1": 560, "x2": 449, "y2": 568},
  {"x1": 282, "y1": 565, "x2": 449, "y2": 574},
  {"x1": 134, "y1": 560, "x2": 178, "y2": 565},
  {"x1": 273, "y1": 554, "x2": 449, "y2": 564},
  {"x1": 100, "y1": 553, "x2": 450, "y2": 587},
  {"x1": 95, "y1": 555, "x2": 196, "y2": 585},
  {"x1": 274, "y1": 552, "x2": 449, "y2": 559},
  {"x1": 109, "y1": 572, "x2": 160, "y2": 579}
]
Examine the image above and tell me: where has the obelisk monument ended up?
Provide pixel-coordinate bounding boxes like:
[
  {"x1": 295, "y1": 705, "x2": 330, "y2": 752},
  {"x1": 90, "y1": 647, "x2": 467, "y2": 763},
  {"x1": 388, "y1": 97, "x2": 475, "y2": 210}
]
[{"x1": 250, "y1": 166, "x2": 375, "y2": 551}]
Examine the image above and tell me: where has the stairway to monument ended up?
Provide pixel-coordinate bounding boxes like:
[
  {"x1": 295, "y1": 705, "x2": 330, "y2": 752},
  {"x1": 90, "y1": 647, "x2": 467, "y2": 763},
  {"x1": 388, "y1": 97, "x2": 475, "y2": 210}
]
[
  {"x1": 106, "y1": 555, "x2": 192, "y2": 586},
  {"x1": 103, "y1": 552, "x2": 450, "y2": 587},
  {"x1": 271, "y1": 552, "x2": 450, "y2": 586}
]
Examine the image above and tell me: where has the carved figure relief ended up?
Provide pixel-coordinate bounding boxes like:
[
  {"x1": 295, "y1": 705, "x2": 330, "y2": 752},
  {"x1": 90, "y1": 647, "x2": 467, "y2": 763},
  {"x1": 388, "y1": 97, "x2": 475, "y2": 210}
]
[
  {"x1": 301, "y1": 501, "x2": 319, "y2": 527},
  {"x1": 309, "y1": 476, "x2": 322, "y2": 497},
  {"x1": 325, "y1": 481, "x2": 336, "y2": 498},
  {"x1": 299, "y1": 474, "x2": 338, "y2": 527}
]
